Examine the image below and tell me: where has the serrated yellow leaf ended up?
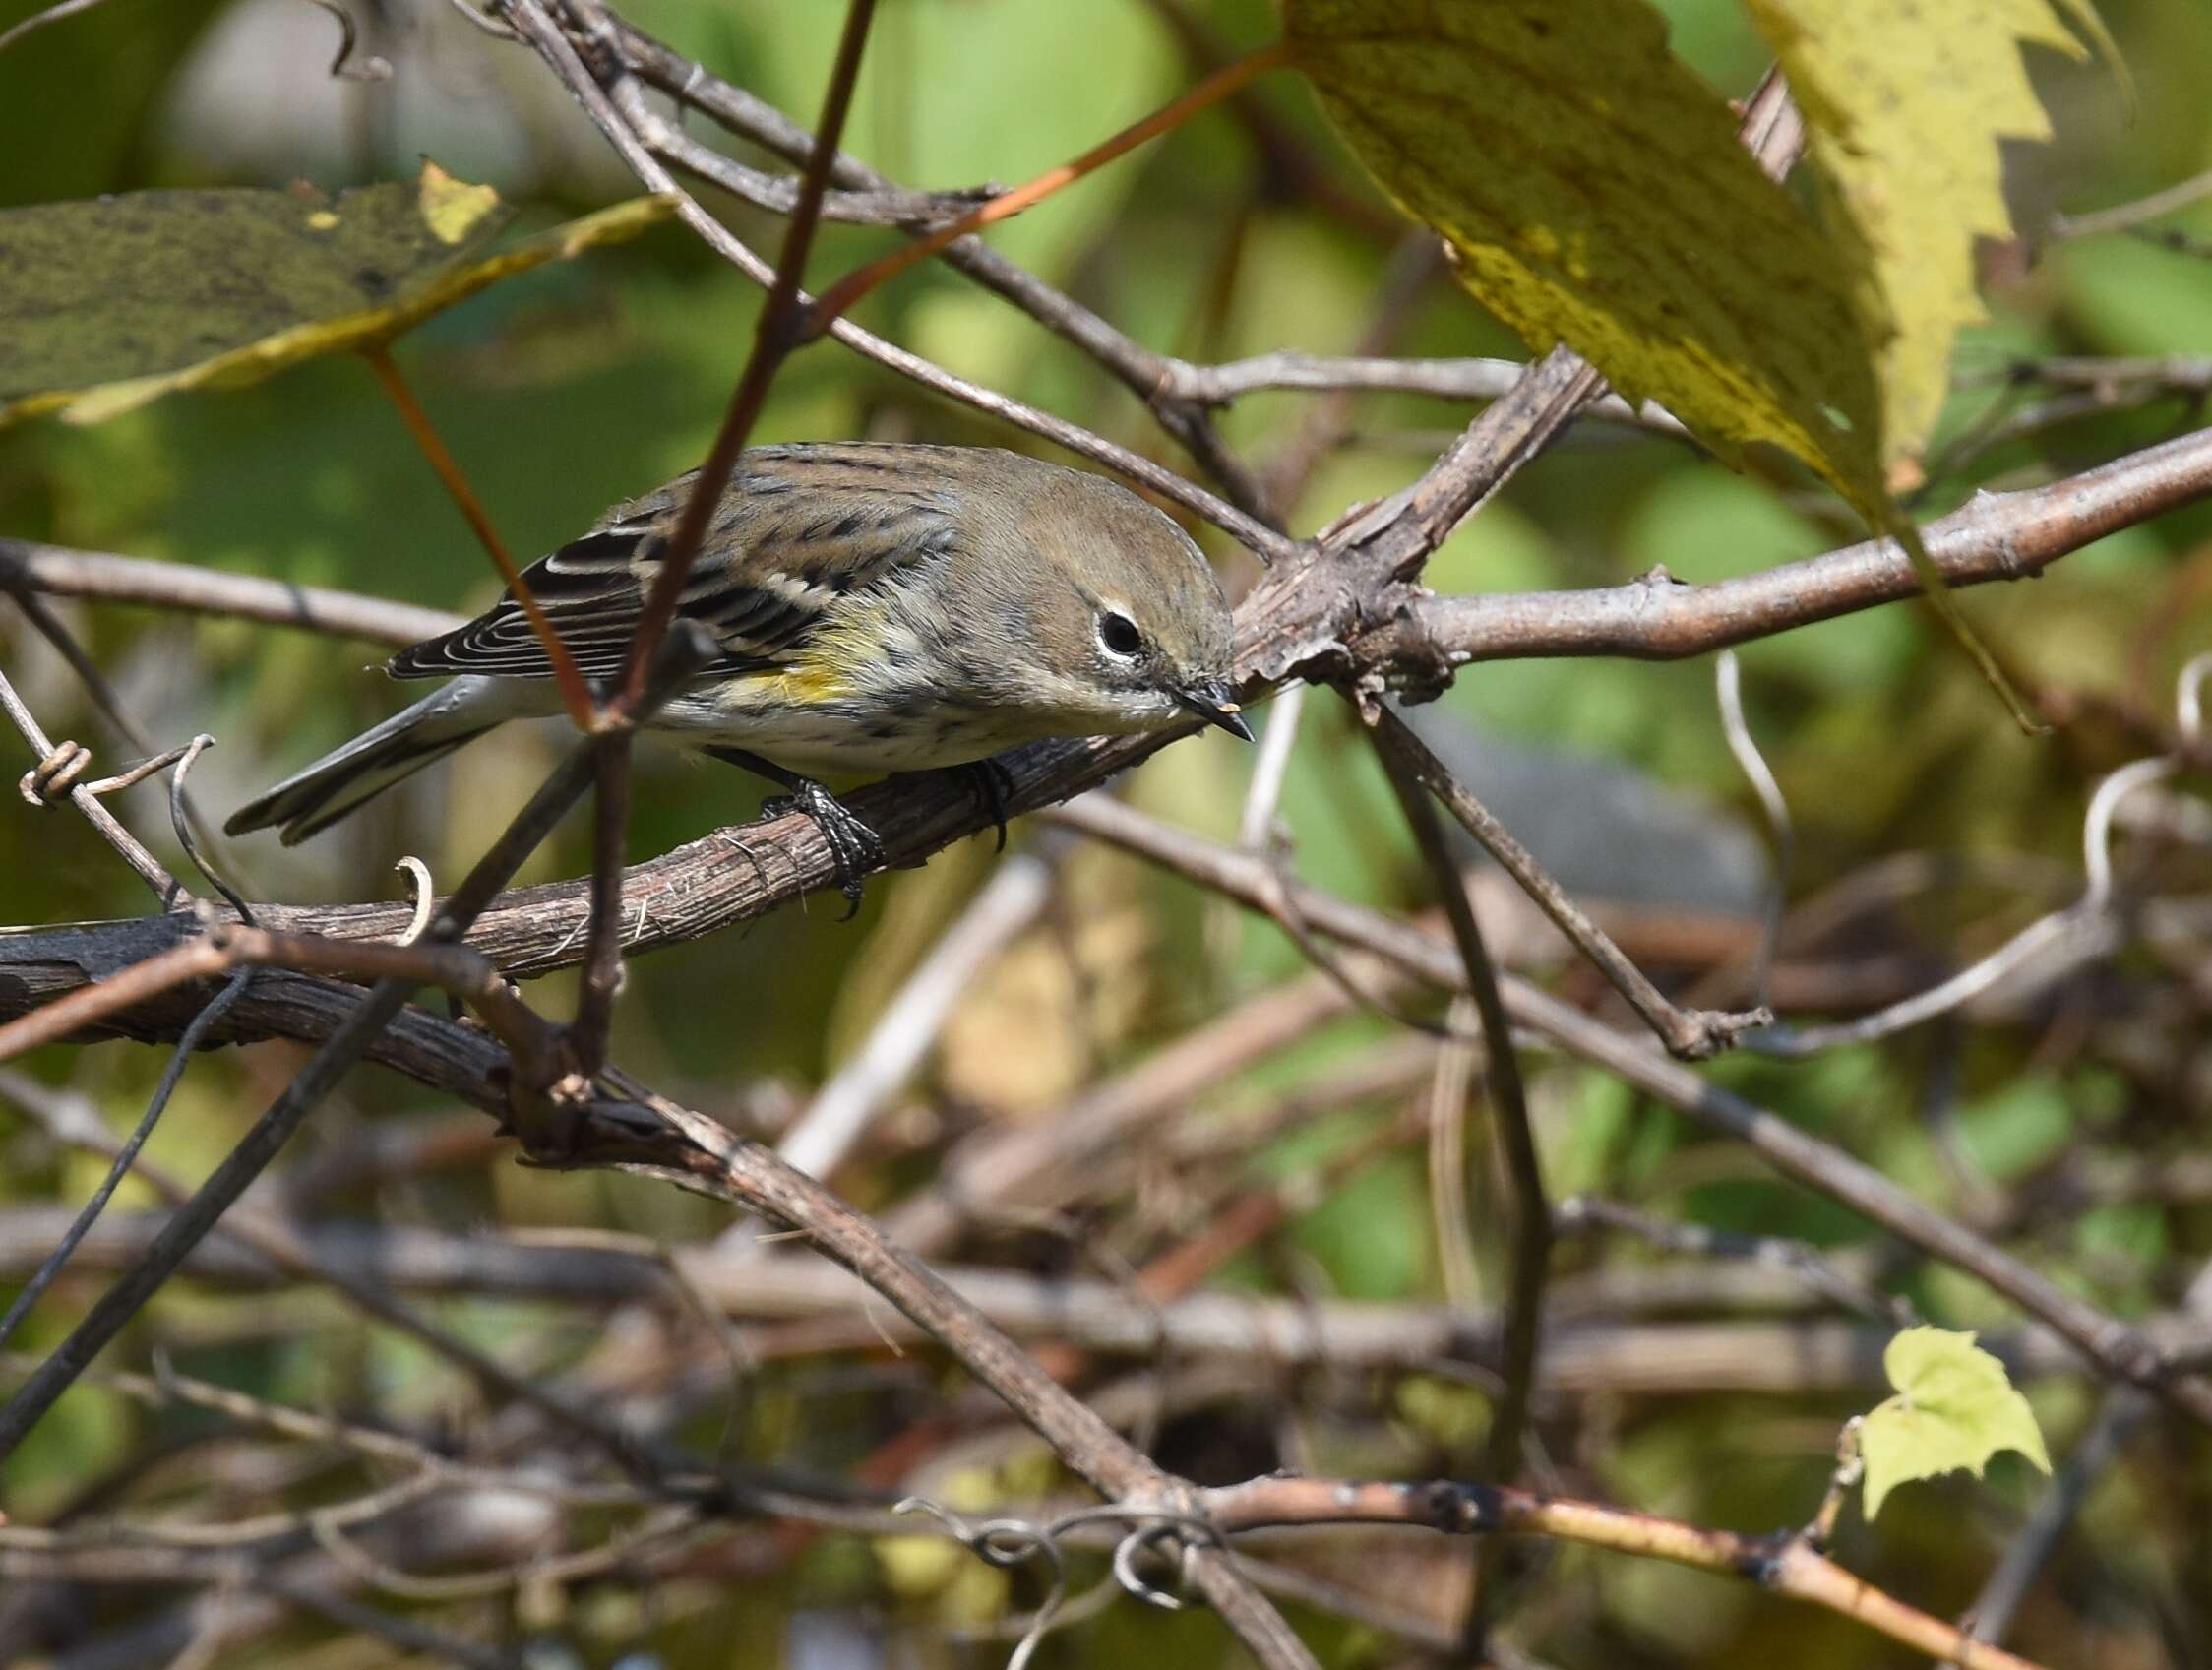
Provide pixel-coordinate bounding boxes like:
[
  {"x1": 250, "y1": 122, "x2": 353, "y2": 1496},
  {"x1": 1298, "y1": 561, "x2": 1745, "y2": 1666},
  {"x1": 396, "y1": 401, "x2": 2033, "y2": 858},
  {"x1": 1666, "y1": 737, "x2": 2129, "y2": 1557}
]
[
  {"x1": 1282, "y1": 0, "x2": 1886, "y2": 506},
  {"x1": 1282, "y1": 0, "x2": 2045, "y2": 729},
  {"x1": 1859, "y1": 1327, "x2": 2052, "y2": 1518},
  {"x1": 1745, "y1": 0, "x2": 2095, "y2": 463}
]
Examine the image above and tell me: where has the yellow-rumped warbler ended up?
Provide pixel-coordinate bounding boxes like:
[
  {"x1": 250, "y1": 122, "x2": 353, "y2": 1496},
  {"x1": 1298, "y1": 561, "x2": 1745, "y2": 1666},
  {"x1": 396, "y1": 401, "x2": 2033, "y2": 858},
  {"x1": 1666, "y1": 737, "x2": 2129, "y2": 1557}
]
[{"x1": 225, "y1": 443, "x2": 1250, "y2": 898}]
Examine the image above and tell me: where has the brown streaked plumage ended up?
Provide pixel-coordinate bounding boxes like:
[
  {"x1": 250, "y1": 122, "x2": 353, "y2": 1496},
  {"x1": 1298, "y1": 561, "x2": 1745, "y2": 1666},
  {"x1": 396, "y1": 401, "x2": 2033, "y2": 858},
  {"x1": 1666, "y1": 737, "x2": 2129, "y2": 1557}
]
[{"x1": 225, "y1": 445, "x2": 1250, "y2": 897}]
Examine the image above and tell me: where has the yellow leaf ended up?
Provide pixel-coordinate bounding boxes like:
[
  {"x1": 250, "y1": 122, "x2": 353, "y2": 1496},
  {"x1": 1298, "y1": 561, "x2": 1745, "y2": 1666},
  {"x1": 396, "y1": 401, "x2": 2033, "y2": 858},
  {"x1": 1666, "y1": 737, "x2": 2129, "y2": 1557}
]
[
  {"x1": 1282, "y1": 0, "x2": 1885, "y2": 505},
  {"x1": 1283, "y1": 0, "x2": 2045, "y2": 730},
  {"x1": 1859, "y1": 1327, "x2": 2051, "y2": 1518},
  {"x1": 1745, "y1": 0, "x2": 2095, "y2": 463}
]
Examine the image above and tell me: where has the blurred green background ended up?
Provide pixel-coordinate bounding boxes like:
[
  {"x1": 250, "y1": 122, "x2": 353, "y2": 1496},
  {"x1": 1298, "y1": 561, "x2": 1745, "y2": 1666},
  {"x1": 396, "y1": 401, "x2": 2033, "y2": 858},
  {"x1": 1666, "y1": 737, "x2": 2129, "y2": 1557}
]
[{"x1": 2, "y1": 0, "x2": 2210, "y2": 1664}]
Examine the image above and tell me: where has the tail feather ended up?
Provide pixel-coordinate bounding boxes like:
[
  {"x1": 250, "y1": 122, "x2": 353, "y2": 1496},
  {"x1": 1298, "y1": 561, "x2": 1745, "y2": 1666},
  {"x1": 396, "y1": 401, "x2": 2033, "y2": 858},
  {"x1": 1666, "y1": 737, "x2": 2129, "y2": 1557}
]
[{"x1": 225, "y1": 679, "x2": 509, "y2": 844}]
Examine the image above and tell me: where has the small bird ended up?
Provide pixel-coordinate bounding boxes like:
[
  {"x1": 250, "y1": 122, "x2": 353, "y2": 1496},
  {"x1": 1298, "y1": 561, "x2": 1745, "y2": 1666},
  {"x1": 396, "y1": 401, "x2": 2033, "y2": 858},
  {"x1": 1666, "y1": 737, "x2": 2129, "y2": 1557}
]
[{"x1": 225, "y1": 443, "x2": 1252, "y2": 903}]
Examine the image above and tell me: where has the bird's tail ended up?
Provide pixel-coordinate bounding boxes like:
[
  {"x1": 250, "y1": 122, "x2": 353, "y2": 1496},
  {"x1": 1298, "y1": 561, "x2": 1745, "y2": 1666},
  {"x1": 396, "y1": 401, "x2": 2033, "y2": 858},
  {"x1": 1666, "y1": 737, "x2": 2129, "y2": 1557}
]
[{"x1": 224, "y1": 677, "x2": 513, "y2": 845}]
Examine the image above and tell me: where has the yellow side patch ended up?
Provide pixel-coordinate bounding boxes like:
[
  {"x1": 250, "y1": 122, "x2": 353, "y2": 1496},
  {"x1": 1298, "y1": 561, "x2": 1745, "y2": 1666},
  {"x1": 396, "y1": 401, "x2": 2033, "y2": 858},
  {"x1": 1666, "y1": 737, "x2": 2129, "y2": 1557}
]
[{"x1": 779, "y1": 660, "x2": 853, "y2": 705}]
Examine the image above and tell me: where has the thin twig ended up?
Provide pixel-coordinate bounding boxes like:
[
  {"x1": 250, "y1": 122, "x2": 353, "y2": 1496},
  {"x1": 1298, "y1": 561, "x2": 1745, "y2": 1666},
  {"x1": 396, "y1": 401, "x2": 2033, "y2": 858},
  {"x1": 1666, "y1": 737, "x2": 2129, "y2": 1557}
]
[
  {"x1": 802, "y1": 43, "x2": 1293, "y2": 339},
  {"x1": 607, "y1": 0, "x2": 879, "y2": 714},
  {"x1": 1715, "y1": 650, "x2": 1790, "y2": 1013},
  {"x1": 0, "y1": 967, "x2": 252, "y2": 1351},
  {"x1": 1200, "y1": 1476, "x2": 2051, "y2": 1670},
  {"x1": 2049, "y1": 166, "x2": 2212, "y2": 240},
  {"x1": 0, "y1": 0, "x2": 112, "y2": 55},
  {"x1": 0, "y1": 537, "x2": 463, "y2": 644},
  {"x1": 1369, "y1": 701, "x2": 1549, "y2": 1652},
  {"x1": 0, "y1": 660, "x2": 180, "y2": 902},
  {"x1": 361, "y1": 345, "x2": 594, "y2": 726},
  {"x1": 1372, "y1": 706, "x2": 1767, "y2": 1058}
]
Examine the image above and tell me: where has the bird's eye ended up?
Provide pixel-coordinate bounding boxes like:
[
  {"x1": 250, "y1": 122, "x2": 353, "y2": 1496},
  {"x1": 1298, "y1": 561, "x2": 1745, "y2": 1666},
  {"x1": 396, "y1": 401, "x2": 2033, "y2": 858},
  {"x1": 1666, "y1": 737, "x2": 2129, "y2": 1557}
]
[{"x1": 1097, "y1": 610, "x2": 1144, "y2": 658}]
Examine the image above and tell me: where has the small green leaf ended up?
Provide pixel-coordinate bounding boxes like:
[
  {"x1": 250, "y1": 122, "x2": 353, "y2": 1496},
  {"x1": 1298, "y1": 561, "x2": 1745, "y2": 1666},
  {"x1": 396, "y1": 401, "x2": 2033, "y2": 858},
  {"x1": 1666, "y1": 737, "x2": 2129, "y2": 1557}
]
[
  {"x1": 0, "y1": 161, "x2": 675, "y2": 430},
  {"x1": 1859, "y1": 1327, "x2": 2051, "y2": 1518}
]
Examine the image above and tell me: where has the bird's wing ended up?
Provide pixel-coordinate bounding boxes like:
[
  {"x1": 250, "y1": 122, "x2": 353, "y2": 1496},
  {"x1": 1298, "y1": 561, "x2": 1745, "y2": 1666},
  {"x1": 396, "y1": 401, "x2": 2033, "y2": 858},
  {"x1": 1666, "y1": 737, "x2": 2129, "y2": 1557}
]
[{"x1": 387, "y1": 447, "x2": 971, "y2": 683}]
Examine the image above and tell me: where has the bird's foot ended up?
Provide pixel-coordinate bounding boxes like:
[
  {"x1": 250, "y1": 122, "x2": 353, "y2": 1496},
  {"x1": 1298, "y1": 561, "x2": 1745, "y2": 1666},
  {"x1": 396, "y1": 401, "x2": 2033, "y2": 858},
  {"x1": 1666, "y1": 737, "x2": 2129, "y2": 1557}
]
[
  {"x1": 762, "y1": 777, "x2": 885, "y2": 918},
  {"x1": 956, "y1": 757, "x2": 1015, "y2": 852}
]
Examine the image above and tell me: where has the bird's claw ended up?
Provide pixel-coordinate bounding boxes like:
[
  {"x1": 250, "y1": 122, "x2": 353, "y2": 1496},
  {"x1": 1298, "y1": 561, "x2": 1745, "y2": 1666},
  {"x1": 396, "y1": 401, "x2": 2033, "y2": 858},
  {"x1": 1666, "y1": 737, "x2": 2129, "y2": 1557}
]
[
  {"x1": 763, "y1": 779, "x2": 885, "y2": 918},
  {"x1": 958, "y1": 758, "x2": 1015, "y2": 852}
]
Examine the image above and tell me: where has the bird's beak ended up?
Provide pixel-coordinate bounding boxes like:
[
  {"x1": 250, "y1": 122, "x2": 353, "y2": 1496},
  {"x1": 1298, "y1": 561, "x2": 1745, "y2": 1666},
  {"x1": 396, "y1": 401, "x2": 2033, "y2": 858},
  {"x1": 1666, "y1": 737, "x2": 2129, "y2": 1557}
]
[{"x1": 1178, "y1": 680, "x2": 1255, "y2": 743}]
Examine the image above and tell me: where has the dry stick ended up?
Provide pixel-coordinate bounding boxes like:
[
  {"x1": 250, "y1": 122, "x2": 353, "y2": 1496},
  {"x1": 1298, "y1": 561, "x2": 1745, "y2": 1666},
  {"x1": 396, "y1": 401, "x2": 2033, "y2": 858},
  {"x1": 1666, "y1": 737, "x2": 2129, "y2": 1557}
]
[
  {"x1": 1198, "y1": 1477, "x2": 2050, "y2": 1670},
  {"x1": 1368, "y1": 423, "x2": 2212, "y2": 671},
  {"x1": 18, "y1": 1206, "x2": 2196, "y2": 1393},
  {"x1": 0, "y1": 922, "x2": 536, "y2": 1067},
  {"x1": 0, "y1": 0, "x2": 111, "y2": 54},
  {"x1": 1377, "y1": 705, "x2": 1768, "y2": 1059},
  {"x1": 1371, "y1": 712, "x2": 1548, "y2": 1492},
  {"x1": 802, "y1": 41, "x2": 1293, "y2": 340},
  {"x1": 1171, "y1": 351, "x2": 1685, "y2": 430},
  {"x1": 2048, "y1": 164, "x2": 2212, "y2": 240},
  {"x1": 1555, "y1": 1195, "x2": 1913, "y2": 1328},
  {"x1": 0, "y1": 538, "x2": 463, "y2": 645},
  {"x1": 1042, "y1": 791, "x2": 2212, "y2": 1427},
  {"x1": 1370, "y1": 705, "x2": 1548, "y2": 1656},
  {"x1": 360, "y1": 346, "x2": 594, "y2": 727}
]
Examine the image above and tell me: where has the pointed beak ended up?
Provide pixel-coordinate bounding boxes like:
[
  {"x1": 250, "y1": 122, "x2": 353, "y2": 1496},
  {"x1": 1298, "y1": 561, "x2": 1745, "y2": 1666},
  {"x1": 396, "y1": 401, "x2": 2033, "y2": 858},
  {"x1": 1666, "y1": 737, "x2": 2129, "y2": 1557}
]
[{"x1": 1178, "y1": 680, "x2": 1255, "y2": 743}]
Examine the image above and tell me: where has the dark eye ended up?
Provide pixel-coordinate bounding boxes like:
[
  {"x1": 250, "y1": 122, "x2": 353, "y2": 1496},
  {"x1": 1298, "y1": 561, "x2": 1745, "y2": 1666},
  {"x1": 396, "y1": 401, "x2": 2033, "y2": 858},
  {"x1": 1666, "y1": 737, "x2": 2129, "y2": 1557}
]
[{"x1": 1097, "y1": 610, "x2": 1144, "y2": 658}]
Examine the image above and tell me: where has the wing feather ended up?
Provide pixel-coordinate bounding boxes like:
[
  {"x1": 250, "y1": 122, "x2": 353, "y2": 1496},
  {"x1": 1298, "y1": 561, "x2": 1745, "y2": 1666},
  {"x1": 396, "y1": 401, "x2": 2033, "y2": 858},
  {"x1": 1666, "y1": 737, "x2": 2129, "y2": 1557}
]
[{"x1": 387, "y1": 446, "x2": 971, "y2": 683}]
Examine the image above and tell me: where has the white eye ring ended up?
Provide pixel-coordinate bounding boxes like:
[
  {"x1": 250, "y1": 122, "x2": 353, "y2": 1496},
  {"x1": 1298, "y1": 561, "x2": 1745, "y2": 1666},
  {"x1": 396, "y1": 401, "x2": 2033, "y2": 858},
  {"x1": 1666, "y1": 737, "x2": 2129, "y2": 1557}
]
[{"x1": 1096, "y1": 609, "x2": 1144, "y2": 659}]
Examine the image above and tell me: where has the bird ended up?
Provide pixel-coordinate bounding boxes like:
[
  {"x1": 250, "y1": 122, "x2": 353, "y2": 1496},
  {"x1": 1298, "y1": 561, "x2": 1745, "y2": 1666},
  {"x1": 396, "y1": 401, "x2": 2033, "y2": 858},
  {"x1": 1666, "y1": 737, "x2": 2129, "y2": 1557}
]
[{"x1": 224, "y1": 443, "x2": 1253, "y2": 905}]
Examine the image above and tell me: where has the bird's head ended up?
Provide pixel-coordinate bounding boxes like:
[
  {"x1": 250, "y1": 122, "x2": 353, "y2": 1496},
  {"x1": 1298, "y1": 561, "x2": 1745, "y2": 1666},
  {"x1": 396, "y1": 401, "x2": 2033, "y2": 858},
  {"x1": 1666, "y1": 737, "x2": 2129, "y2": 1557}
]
[{"x1": 961, "y1": 461, "x2": 1250, "y2": 744}]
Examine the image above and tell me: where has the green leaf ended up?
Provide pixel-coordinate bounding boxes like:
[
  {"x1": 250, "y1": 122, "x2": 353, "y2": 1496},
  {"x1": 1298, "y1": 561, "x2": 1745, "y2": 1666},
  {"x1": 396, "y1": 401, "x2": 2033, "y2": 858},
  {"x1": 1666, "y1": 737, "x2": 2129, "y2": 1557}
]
[
  {"x1": 0, "y1": 162, "x2": 675, "y2": 429},
  {"x1": 1282, "y1": 0, "x2": 1884, "y2": 503},
  {"x1": 1859, "y1": 1327, "x2": 2052, "y2": 1518},
  {"x1": 1743, "y1": 0, "x2": 2096, "y2": 466}
]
